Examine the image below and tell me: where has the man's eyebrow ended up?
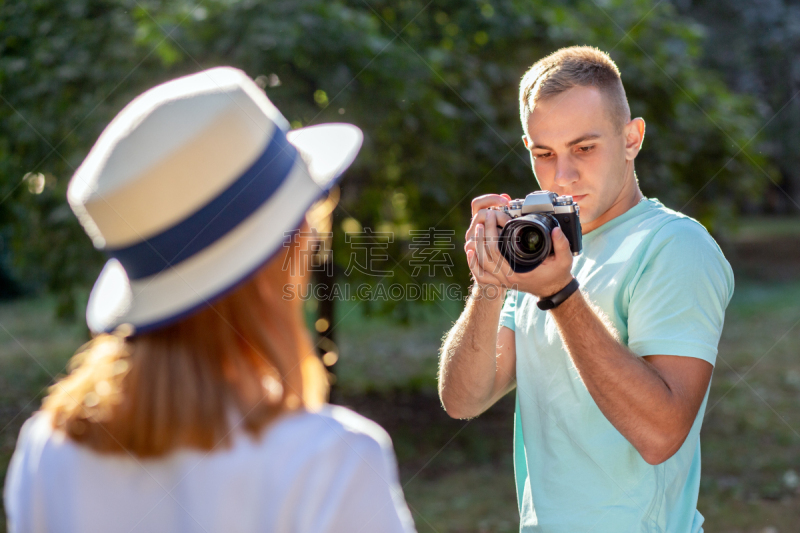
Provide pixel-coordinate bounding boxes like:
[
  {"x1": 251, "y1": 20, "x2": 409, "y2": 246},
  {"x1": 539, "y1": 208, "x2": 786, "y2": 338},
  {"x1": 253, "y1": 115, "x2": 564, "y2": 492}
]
[
  {"x1": 530, "y1": 133, "x2": 601, "y2": 151},
  {"x1": 566, "y1": 134, "x2": 601, "y2": 147},
  {"x1": 530, "y1": 142, "x2": 554, "y2": 151}
]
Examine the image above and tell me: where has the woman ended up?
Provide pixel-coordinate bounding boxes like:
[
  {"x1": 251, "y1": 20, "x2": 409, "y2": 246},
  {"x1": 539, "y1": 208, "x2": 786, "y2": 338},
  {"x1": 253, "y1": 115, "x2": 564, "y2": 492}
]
[{"x1": 4, "y1": 67, "x2": 416, "y2": 533}]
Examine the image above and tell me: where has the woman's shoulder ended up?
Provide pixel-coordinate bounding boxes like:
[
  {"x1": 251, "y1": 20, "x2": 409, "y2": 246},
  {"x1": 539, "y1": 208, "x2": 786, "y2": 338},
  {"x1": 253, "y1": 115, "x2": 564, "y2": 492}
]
[
  {"x1": 7, "y1": 405, "x2": 396, "y2": 475},
  {"x1": 10, "y1": 411, "x2": 67, "y2": 459},
  {"x1": 268, "y1": 404, "x2": 394, "y2": 453},
  {"x1": 12, "y1": 406, "x2": 391, "y2": 452},
  {"x1": 5, "y1": 411, "x2": 75, "y2": 507},
  {"x1": 248, "y1": 405, "x2": 401, "y2": 495}
]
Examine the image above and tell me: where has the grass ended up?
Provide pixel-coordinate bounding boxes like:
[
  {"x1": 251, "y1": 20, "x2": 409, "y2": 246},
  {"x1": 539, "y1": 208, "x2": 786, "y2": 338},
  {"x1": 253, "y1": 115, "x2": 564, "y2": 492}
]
[
  {"x1": 1, "y1": 278, "x2": 799, "y2": 532},
  {"x1": 725, "y1": 216, "x2": 800, "y2": 242},
  {"x1": 697, "y1": 280, "x2": 800, "y2": 532},
  {"x1": 406, "y1": 466, "x2": 519, "y2": 533}
]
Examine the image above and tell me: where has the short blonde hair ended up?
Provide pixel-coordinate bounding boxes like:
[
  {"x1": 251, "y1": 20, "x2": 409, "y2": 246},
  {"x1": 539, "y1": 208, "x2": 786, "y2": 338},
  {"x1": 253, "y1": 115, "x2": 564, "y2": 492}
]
[{"x1": 520, "y1": 46, "x2": 630, "y2": 133}]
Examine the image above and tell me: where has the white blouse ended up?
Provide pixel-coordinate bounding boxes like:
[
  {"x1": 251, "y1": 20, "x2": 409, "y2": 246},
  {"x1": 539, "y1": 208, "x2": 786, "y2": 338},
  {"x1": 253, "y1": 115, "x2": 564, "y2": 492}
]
[{"x1": 4, "y1": 405, "x2": 416, "y2": 533}]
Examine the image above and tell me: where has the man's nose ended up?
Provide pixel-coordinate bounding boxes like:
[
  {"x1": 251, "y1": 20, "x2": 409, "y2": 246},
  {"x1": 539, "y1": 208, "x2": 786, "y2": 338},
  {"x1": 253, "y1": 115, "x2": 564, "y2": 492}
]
[{"x1": 553, "y1": 157, "x2": 579, "y2": 187}]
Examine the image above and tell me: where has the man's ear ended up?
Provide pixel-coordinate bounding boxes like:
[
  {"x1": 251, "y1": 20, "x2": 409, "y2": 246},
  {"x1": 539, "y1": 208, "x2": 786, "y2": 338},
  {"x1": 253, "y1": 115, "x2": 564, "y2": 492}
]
[
  {"x1": 522, "y1": 134, "x2": 530, "y2": 150},
  {"x1": 624, "y1": 118, "x2": 645, "y2": 161}
]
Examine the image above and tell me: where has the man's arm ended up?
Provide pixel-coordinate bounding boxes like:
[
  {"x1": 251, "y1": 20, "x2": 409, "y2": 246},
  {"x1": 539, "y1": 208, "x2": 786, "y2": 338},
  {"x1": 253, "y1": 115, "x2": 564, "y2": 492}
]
[
  {"x1": 550, "y1": 290, "x2": 713, "y2": 465},
  {"x1": 438, "y1": 287, "x2": 516, "y2": 419},
  {"x1": 438, "y1": 194, "x2": 518, "y2": 420},
  {"x1": 473, "y1": 219, "x2": 713, "y2": 465}
]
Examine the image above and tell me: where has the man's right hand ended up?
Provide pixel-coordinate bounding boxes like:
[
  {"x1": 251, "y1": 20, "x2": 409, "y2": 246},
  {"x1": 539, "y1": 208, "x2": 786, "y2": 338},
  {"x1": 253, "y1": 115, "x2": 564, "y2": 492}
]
[{"x1": 464, "y1": 194, "x2": 514, "y2": 289}]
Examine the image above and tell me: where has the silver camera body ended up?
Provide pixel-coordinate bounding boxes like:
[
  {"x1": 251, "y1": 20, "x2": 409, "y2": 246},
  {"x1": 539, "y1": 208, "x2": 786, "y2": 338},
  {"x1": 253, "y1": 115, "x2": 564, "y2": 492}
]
[
  {"x1": 494, "y1": 191, "x2": 582, "y2": 273},
  {"x1": 501, "y1": 191, "x2": 579, "y2": 221}
]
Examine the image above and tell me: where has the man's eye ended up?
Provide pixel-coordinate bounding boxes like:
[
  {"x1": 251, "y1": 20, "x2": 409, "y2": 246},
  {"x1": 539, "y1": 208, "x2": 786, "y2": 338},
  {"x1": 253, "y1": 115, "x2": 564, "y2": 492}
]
[
  {"x1": 534, "y1": 152, "x2": 552, "y2": 159},
  {"x1": 578, "y1": 145, "x2": 594, "y2": 153}
]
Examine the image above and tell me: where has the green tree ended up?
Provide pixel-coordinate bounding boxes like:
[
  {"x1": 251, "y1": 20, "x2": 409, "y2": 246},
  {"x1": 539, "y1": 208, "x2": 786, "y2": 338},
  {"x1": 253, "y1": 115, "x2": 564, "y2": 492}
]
[
  {"x1": 0, "y1": 0, "x2": 770, "y2": 319},
  {"x1": 675, "y1": 0, "x2": 800, "y2": 214}
]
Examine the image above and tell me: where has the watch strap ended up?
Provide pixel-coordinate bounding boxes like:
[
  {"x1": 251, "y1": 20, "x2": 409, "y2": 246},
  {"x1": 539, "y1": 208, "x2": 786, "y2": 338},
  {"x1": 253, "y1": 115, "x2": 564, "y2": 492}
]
[{"x1": 537, "y1": 278, "x2": 580, "y2": 310}]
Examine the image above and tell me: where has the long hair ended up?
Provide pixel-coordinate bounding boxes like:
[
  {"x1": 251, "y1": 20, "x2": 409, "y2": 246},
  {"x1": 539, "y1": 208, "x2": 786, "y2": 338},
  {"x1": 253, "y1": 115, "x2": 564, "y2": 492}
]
[{"x1": 42, "y1": 202, "x2": 334, "y2": 458}]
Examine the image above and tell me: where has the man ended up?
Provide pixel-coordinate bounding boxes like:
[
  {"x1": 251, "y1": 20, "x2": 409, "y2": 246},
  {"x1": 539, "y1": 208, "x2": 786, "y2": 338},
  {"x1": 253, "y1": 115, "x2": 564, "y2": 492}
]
[{"x1": 438, "y1": 46, "x2": 733, "y2": 532}]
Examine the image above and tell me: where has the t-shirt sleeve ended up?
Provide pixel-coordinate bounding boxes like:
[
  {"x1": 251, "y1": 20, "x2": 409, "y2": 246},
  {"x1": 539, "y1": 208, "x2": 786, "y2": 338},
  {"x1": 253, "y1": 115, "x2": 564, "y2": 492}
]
[
  {"x1": 626, "y1": 219, "x2": 734, "y2": 366},
  {"x1": 4, "y1": 413, "x2": 52, "y2": 533},
  {"x1": 302, "y1": 408, "x2": 416, "y2": 533},
  {"x1": 499, "y1": 289, "x2": 518, "y2": 332},
  {"x1": 4, "y1": 417, "x2": 32, "y2": 533},
  {"x1": 326, "y1": 435, "x2": 416, "y2": 533}
]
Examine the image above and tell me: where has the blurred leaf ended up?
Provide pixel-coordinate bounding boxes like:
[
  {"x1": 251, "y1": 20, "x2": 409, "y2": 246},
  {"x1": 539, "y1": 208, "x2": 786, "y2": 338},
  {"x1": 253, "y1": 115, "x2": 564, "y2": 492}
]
[{"x1": 0, "y1": 0, "x2": 773, "y2": 316}]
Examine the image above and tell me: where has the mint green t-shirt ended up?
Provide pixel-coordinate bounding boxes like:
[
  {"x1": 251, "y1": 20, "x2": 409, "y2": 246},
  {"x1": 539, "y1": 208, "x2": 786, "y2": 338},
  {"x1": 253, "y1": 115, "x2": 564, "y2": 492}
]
[{"x1": 500, "y1": 198, "x2": 734, "y2": 533}]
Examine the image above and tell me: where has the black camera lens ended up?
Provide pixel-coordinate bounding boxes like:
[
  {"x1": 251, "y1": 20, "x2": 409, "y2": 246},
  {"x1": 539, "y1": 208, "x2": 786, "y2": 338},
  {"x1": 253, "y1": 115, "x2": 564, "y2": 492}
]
[
  {"x1": 518, "y1": 227, "x2": 544, "y2": 255},
  {"x1": 499, "y1": 214, "x2": 557, "y2": 273}
]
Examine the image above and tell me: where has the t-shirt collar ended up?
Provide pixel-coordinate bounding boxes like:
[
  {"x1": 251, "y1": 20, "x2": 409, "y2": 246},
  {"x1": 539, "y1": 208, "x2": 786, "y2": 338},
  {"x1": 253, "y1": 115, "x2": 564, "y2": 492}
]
[{"x1": 581, "y1": 197, "x2": 660, "y2": 245}]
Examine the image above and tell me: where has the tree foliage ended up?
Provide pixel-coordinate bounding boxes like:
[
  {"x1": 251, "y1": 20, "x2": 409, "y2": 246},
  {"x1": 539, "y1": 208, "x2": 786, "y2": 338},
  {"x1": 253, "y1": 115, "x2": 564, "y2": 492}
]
[
  {"x1": 0, "y1": 0, "x2": 770, "y2": 317},
  {"x1": 675, "y1": 0, "x2": 800, "y2": 213}
]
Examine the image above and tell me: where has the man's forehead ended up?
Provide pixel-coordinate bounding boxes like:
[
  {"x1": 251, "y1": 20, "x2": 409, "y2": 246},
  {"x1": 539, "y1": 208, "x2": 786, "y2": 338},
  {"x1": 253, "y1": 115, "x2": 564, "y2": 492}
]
[{"x1": 526, "y1": 86, "x2": 615, "y2": 143}]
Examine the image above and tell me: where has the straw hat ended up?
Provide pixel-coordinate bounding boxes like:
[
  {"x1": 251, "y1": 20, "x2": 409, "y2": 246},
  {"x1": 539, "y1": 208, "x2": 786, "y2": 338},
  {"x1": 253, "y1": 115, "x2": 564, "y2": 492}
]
[{"x1": 67, "y1": 67, "x2": 362, "y2": 335}]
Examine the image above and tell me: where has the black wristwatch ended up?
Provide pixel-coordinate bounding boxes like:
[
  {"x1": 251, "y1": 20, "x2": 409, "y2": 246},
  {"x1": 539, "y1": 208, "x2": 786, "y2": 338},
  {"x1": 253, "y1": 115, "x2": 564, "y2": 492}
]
[{"x1": 537, "y1": 278, "x2": 580, "y2": 311}]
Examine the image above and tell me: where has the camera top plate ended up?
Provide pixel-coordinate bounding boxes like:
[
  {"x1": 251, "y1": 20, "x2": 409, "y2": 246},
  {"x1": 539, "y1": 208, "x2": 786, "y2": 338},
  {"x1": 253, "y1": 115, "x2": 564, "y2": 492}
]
[{"x1": 498, "y1": 191, "x2": 579, "y2": 217}]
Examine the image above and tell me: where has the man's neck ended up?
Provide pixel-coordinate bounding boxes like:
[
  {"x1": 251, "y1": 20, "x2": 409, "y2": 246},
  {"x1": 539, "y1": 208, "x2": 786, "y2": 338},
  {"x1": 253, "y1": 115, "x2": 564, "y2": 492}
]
[{"x1": 581, "y1": 167, "x2": 643, "y2": 234}]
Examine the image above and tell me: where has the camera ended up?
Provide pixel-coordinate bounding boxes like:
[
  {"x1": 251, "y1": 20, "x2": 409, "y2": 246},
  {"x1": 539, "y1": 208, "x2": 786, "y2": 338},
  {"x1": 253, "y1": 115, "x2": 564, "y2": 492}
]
[{"x1": 492, "y1": 191, "x2": 582, "y2": 273}]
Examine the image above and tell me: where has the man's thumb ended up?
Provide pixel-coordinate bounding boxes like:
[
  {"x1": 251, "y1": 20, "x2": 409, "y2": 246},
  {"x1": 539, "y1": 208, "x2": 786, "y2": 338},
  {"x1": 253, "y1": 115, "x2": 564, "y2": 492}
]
[{"x1": 552, "y1": 226, "x2": 570, "y2": 254}]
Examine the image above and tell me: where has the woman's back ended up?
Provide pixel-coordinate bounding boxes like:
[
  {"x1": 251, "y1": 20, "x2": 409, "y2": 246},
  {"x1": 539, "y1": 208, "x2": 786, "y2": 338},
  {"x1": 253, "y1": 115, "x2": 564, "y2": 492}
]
[
  {"x1": 5, "y1": 67, "x2": 416, "y2": 532},
  {"x1": 6, "y1": 405, "x2": 413, "y2": 533}
]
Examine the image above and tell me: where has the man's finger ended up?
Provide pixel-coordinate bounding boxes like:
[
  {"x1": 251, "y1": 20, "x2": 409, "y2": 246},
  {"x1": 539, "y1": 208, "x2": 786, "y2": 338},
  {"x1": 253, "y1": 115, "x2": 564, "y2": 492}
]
[
  {"x1": 468, "y1": 251, "x2": 505, "y2": 287},
  {"x1": 467, "y1": 249, "x2": 485, "y2": 279},
  {"x1": 484, "y1": 210, "x2": 500, "y2": 261},
  {"x1": 465, "y1": 208, "x2": 491, "y2": 242},
  {"x1": 471, "y1": 194, "x2": 510, "y2": 216},
  {"x1": 476, "y1": 222, "x2": 502, "y2": 275},
  {"x1": 551, "y1": 226, "x2": 572, "y2": 258},
  {"x1": 495, "y1": 210, "x2": 512, "y2": 227},
  {"x1": 475, "y1": 223, "x2": 488, "y2": 270}
]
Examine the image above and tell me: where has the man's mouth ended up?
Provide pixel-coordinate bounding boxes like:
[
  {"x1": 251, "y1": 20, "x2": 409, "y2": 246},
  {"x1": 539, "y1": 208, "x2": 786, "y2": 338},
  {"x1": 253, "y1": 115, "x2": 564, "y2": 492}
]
[{"x1": 570, "y1": 194, "x2": 587, "y2": 202}]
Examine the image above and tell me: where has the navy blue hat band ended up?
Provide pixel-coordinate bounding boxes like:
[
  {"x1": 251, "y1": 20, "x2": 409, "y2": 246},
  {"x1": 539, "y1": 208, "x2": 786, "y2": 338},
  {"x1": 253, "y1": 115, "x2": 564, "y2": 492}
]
[{"x1": 107, "y1": 128, "x2": 298, "y2": 280}]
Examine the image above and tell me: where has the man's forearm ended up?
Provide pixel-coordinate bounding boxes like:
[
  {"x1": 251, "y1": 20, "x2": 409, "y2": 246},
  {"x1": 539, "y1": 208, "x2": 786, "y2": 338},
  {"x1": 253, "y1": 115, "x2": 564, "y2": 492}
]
[
  {"x1": 438, "y1": 286, "x2": 507, "y2": 418},
  {"x1": 550, "y1": 291, "x2": 693, "y2": 464}
]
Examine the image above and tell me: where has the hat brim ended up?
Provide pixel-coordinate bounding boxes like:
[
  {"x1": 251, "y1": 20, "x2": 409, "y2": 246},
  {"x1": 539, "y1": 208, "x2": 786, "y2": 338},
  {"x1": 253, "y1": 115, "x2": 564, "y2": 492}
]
[{"x1": 86, "y1": 123, "x2": 362, "y2": 335}]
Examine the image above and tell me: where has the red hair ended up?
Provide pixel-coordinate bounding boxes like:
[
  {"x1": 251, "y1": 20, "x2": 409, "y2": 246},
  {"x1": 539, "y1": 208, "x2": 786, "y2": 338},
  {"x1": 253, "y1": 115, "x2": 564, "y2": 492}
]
[{"x1": 43, "y1": 211, "x2": 330, "y2": 457}]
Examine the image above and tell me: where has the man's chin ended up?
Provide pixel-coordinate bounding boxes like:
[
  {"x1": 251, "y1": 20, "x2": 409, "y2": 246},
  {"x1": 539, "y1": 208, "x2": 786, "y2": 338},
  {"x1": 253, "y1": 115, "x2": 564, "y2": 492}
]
[
  {"x1": 575, "y1": 208, "x2": 598, "y2": 232},
  {"x1": 575, "y1": 204, "x2": 594, "y2": 223}
]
